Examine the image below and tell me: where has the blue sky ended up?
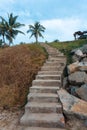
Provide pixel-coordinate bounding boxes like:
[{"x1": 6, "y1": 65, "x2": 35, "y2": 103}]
[{"x1": 0, "y1": 0, "x2": 87, "y2": 44}]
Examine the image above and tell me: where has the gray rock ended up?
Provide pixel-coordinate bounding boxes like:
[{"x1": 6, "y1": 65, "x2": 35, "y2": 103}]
[
  {"x1": 58, "y1": 89, "x2": 87, "y2": 120},
  {"x1": 71, "y1": 47, "x2": 82, "y2": 55},
  {"x1": 72, "y1": 55, "x2": 79, "y2": 62},
  {"x1": 76, "y1": 84, "x2": 87, "y2": 101},
  {"x1": 81, "y1": 57, "x2": 87, "y2": 62},
  {"x1": 75, "y1": 49, "x2": 83, "y2": 56},
  {"x1": 68, "y1": 71, "x2": 87, "y2": 85},
  {"x1": 81, "y1": 44, "x2": 87, "y2": 54},
  {"x1": 78, "y1": 62, "x2": 87, "y2": 71}
]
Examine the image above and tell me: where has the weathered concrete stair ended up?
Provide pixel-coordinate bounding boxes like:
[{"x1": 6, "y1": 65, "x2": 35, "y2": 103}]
[
  {"x1": 30, "y1": 86, "x2": 60, "y2": 93},
  {"x1": 32, "y1": 79, "x2": 61, "y2": 87},
  {"x1": 20, "y1": 44, "x2": 66, "y2": 130}
]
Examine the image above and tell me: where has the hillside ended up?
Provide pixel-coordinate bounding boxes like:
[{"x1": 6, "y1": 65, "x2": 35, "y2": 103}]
[
  {"x1": 0, "y1": 44, "x2": 47, "y2": 109},
  {"x1": 49, "y1": 39, "x2": 87, "y2": 64}
]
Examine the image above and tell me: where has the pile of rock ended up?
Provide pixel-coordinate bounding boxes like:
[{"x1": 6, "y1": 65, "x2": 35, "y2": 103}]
[
  {"x1": 58, "y1": 44, "x2": 87, "y2": 122},
  {"x1": 63, "y1": 44, "x2": 87, "y2": 102}
]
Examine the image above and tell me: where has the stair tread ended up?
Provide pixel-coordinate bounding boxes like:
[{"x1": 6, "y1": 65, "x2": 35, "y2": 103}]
[
  {"x1": 30, "y1": 86, "x2": 60, "y2": 89},
  {"x1": 28, "y1": 93, "x2": 58, "y2": 97},
  {"x1": 22, "y1": 127, "x2": 66, "y2": 130},
  {"x1": 21, "y1": 113, "x2": 64, "y2": 122},
  {"x1": 25, "y1": 102, "x2": 61, "y2": 108},
  {"x1": 33, "y1": 79, "x2": 61, "y2": 81},
  {"x1": 36, "y1": 75, "x2": 61, "y2": 77}
]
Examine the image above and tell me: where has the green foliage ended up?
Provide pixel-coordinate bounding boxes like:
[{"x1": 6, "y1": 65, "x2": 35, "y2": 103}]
[
  {"x1": 53, "y1": 39, "x2": 59, "y2": 42},
  {"x1": 27, "y1": 22, "x2": 45, "y2": 43},
  {"x1": 0, "y1": 13, "x2": 25, "y2": 45},
  {"x1": 49, "y1": 39, "x2": 87, "y2": 64}
]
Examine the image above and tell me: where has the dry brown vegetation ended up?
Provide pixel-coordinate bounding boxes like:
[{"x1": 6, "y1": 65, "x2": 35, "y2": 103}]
[{"x1": 0, "y1": 44, "x2": 47, "y2": 109}]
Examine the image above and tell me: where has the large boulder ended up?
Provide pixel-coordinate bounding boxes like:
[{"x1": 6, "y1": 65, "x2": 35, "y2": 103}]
[
  {"x1": 58, "y1": 89, "x2": 87, "y2": 120},
  {"x1": 76, "y1": 84, "x2": 87, "y2": 101},
  {"x1": 67, "y1": 61, "x2": 79, "y2": 74},
  {"x1": 67, "y1": 62, "x2": 87, "y2": 73},
  {"x1": 68, "y1": 71, "x2": 87, "y2": 85}
]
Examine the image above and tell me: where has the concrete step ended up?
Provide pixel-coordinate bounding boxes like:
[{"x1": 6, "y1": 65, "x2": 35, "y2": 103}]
[
  {"x1": 48, "y1": 55, "x2": 65, "y2": 58},
  {"x1": 41, "y1": 66, "x2": 62, "y2": 71},
  {"x1": 46, "y1": 60, "x2": 65, "y2": 65},
  {"x1": 44, "y1": 62, "x2": 61, "y2": 66},
  {"x1": 28, "y1": 93, "x2": 58, "y2": 102},
  {"x1": 30, "y1": 86, "x2": 59, "y2": 93},
  {"x1": 36, "y1": 75, "x2": 61, "y2": 80},
  {"x1": 38, "y1": 71, "x2": 62, "y2": 75},
  {"x1": 32, "y1": 80, "x2": 61, "y2": 86},
  {"x1": 20, "y1": 113, "x2": 65, "y2": 128},
  {"x1": 21, "y1": 127, "x2": 66, "y2": 130},
  {"x1": 48, "y1": 58, "x2": 66, "y2": 62},
  {"x1": 25, "y1": 102, "x2": 62, "y2": 113}
]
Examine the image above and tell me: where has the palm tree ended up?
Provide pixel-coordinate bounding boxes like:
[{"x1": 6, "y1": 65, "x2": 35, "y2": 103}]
[
  {"x1": 0, "y1": 19, "x2": 7, "y2": 43},
  {"x1": 0, "y1": 13, "x2": 25, "y2": 45},
  {"x1": 27, "y1": 22, "x2": 45, "y2": 43}
]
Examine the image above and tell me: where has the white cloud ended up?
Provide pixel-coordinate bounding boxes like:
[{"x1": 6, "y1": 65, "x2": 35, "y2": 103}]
[{"x1": 41, "y1": 18, "x2": 87, "y2": 41}]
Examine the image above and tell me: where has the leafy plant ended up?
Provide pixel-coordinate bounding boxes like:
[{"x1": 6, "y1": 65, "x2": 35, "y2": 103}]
[
  {"x1": 27, "y1": 22, "x2": 45, "y2": 43},
  {"x1": 0, "y1": 13, "x2": 25, "y2": 45}
]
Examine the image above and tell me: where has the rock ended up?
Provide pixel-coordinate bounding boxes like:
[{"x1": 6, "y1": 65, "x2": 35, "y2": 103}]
[
  {"x1": 71, "y1": 48, "x2": 86, "y2": 62},
  {"x1": 67, "y1": 61, "x2": 79, "y2": 74},
  {"x1": 58, "y1": 89, "x2": 87, "y2": 120},
  {"x1": 76, "y1": 84, "x2": 87, "y2": 101},
  {"x1": 68, "y1": 71, "x2": 87, "y2": 85},
  {"x1": 81, "y1": 44, "x2": 87, "y2": 54},
  {"x1": 67, "y1": 62, "x2": 87, "y2": 73},
  {"x1": 75, "y1": 49, "x2": 83, "y2": 56},
  {"x1": 78, "y1": 62, "x2": 87, "y2": 71},
  {"x1": 72, "y1": 55, "x2": 79, "y2": 62},
  {"x1": 81, "y1": 57, "x2": 87, "y2": 62},
  {"x1": 71, "y1": 47, "x2": 82, "y2": 55}
]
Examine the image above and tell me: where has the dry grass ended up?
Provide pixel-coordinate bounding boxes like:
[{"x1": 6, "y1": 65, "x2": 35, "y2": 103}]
[{"x1": 0, "y1": 44, "x2": 47, "y2": 109}]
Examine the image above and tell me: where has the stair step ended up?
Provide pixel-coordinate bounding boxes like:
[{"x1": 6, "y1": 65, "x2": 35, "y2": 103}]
[
  {"x1": 28, "y1": 93, "x2": 58, "y2": 102},
  {"x1": 38, "y1": 71, "x2": 62, "y2": 75},
  {"x1": 41, "y1": 66, "x2": 62, "y2": 71},
  {"x1": 44, "y1": 62, "x2": 61, "y2": 66},
  {"x1": 21, "y1": 127, "x2": 66, "y2": 130},
  {"x1": 32, "y1": 80, "x2": 61, "y2": 86},
  {"x1": 49, "y1": 55, "x2": 65, "y2": 58},
  {"x1": 25, "y1": 102, "x2": 62, "y2": 113},
  {"x1": 30, "y1": 86, "x2": 59, "y2": 93},
  {"x1": 20, "y1": 113, "x2": 65, "y2": 128},
  {"x1": 36, "y1": 75, "x2": 61, "y2": 80},
  {"x1": 47, "y1": 58, "x2": 66, "y2": 61}
]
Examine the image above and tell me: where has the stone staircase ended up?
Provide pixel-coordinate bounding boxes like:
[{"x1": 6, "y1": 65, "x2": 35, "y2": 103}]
[{"x1": 20, "y1": 44, "x2": 66, "y2": 130}]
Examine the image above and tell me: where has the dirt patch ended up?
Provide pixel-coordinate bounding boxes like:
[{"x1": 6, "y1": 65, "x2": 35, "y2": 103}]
[{"x1": 0, "y1": 108, "x2": 24, "y2": 130}]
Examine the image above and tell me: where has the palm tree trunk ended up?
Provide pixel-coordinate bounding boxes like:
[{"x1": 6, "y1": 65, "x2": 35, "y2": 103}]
[
  {"x1": 2, "y1": 34, "x2": 5, "y2": 44},
  {"x1": 35, "y1": 34, "x2": 38, "y2": 44}
]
